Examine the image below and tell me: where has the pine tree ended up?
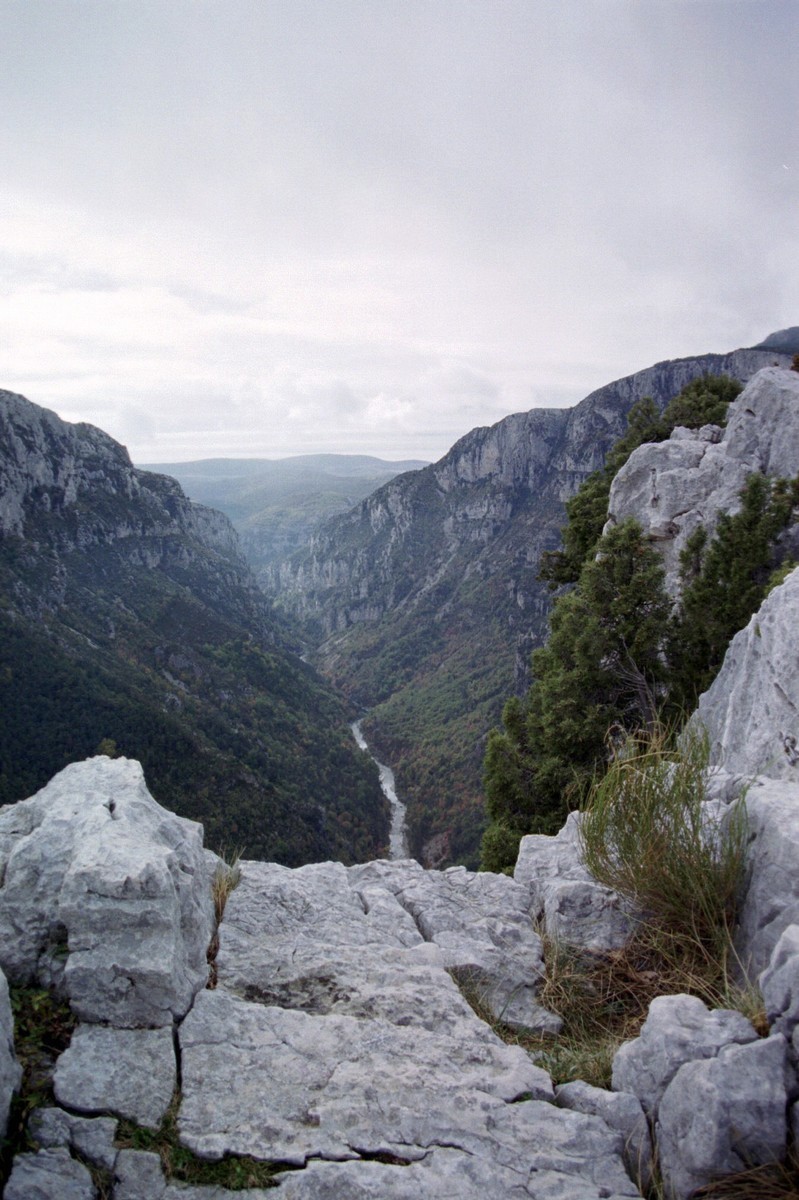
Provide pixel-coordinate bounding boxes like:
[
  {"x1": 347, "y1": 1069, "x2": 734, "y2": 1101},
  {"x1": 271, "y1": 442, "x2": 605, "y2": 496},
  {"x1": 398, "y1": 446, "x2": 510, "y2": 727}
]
[{"x1": 482, "y1": 520, "x2": 671, "y2": 871}]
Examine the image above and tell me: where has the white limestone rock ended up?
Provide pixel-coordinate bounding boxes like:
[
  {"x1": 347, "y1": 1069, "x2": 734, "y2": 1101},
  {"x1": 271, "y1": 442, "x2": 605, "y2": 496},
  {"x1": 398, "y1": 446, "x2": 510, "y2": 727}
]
[
  {"x1": 607, "y1": 367, "x2": 799, "y2": 598},
  {"x1": 53, "y1": 1024, "x2": 175, "y2": 1129},
  {"x1": 611, "y1": 993, "x2": 759, "y2": 1117},
  {"x1": 734, "y1": 778, "x2": 799, "y2": 977},
  {"x1": 555, "y1": 1080, "x2": 653, "y2": 1192},
  {"x1": 0, "y1": 756, "x2": 214, "y2": 1027},
  {"x1": 272, "y1": 1124, "x2": 640, "y2": 1199},
  {"x1": 113, "y1": 1150, "x2": 167, "y2": 1200},
  {"x1": 760, "y1": 924, "x2": 799, "y2": 1038},
  {"x1": 693, "y1": 565, "x2": 799, "y2": 784},
  {"x1": 514, "y1": 813, "x2": 637, "y2": 952},
  {"x1": 28, "y1": 1107, "x2": 118, "y2": 1170},
  {"x1": 3, "y1": 1146, "x2": 96, "y2": 1200},
  {"x1": 217, "y1": 860, "x2": 474, "y2": 1034},
  {"x1": 179, "y1": 988, "x2": 552, "y2": 1166},
  {"x1": 656, "y1": 1033, "x2": 790, "y2": 1200},
  {"x1": 0, "y1": 965, "x2": 21, "y2": 1140},
  {"x1": 350, "y1": 858, "x2": 559, "y2": 1030}
]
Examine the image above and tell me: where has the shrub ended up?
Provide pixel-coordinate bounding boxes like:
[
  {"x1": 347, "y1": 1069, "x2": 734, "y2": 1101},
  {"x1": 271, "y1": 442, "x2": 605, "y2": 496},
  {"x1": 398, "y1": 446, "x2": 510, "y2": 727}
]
[{"x1": 579, "y1": 727, "x2": 748, "y2": 976}]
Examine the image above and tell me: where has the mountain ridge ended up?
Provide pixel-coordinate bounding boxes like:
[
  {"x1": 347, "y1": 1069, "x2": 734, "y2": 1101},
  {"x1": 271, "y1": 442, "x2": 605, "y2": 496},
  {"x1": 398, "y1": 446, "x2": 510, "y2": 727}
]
[
  {"x1": 266, "y1": 342, "x2": 793, "y2": 866},
  {"x1": 0, "y1": 388, "x2": 388, "y2": 865}
]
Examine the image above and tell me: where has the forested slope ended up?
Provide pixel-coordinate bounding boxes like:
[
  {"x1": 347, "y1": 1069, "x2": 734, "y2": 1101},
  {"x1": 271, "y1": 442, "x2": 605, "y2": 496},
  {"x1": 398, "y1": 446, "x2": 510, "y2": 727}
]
[
  {"x1": 268, "y1": 343, "x2": 792, "y2": 867},
  {"x1": 0, "y1": 390, "x2": 387, "y2": 865}
]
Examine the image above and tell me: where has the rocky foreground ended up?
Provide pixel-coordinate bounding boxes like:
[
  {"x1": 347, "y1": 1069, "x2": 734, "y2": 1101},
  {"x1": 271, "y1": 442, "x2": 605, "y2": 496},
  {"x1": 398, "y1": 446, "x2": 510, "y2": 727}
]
[
  {"x1": 1, "y1": 512, "x2": 799, "y2": 1194},
  {"x1": 0, "y1": 575, "x2": 798, "y2": 1198}
]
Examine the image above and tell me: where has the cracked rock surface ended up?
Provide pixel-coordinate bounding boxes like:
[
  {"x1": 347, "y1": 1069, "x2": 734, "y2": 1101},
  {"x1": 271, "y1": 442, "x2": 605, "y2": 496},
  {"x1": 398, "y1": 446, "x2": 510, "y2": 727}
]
[
  {"x1": 177, "y1": 857, "x2": 638, "y2": 1197},
  {"x1": 2, "y1": 760, "x2": 641, "y2": 1197}
]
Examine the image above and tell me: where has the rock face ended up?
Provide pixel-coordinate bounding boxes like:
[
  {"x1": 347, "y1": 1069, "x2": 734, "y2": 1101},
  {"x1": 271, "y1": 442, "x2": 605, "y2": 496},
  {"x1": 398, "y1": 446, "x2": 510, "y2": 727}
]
[
  {"x1": 0, "y1": 966, "x2": 21, "y2": 1140},
  {"x1": 694, "y1": 564, "x2": 799, "y2": 783},
  {"x1": 0, "y1": 756, "x2": 213, "y2": 1026},
  {"x1": 607, "y1": 367, "x2": 799, "y2": 597},
  {"x1": 1, "y1": 756, "x2": 643, "y2": 1200},
  {"x1": 263, "y1": 346, "x2": 790, "y2": 866}
]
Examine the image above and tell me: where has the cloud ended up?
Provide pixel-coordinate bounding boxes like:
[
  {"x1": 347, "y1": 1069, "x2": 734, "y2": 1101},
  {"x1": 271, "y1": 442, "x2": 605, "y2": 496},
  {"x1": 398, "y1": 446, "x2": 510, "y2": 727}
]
[{"x1": 0, "y1": 1, "x2": 797, "y2": 464}]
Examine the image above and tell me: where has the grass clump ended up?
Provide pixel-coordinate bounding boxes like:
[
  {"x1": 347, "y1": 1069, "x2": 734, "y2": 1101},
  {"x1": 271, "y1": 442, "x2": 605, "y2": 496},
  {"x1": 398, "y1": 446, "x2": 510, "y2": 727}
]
[
  {"x1": 469, "y1": 726, "x2": 753, "y2": 1090},
  {"x1": 116, "y1": 1091, "x2": 278, "y2": 1189},
  {"x1": 693, "y1": 1153, "x2": 799, "y2": 1198},
  {"x1": 1, "y1": 987, "x2": 77, "y2": 1187},
  {"x1": 207, "y1": 848, "x2": 242, "y2": 988},
  {"x1": 579, "y1": 726, "x2": 748, "y2": 982}
]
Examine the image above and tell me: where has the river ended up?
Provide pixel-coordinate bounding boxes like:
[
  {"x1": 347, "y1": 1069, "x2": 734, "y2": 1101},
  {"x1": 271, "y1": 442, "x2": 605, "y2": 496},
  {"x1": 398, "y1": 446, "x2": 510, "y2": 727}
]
[{"x1": 351, "y1": 720, "x2": 410, "y2": 860}]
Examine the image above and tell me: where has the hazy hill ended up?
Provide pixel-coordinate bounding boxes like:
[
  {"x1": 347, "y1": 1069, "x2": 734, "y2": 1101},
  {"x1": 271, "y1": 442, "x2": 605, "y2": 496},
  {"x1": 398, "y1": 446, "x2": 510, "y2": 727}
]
[
  {"x1": 266, "y1": 340, "x2": 793, "y2": 868},
  {"x1": 0, "y1": 391, "x2": 387, "y2": 865},
  {"x1": 141, "y1": 454, "x2": 428, "y2": 579}
]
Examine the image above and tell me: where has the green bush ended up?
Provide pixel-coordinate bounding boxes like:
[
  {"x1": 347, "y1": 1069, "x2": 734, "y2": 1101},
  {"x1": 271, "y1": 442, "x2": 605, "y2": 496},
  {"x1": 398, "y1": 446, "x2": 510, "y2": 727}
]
[{"x1": 579, "y1": 727, "x2": 748, "y2": 973}]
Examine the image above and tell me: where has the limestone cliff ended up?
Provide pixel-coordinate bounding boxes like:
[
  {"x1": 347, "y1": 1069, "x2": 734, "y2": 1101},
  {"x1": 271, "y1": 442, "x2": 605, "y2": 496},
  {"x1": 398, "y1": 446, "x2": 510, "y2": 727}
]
[{"x1": 265, "y1": 343, "x2": 792, "y2": 867}]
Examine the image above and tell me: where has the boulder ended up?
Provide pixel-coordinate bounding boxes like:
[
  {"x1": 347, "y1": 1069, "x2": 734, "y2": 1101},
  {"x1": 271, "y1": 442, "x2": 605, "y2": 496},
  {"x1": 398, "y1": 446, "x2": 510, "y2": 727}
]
[
  {"x1": 53, "y1": 1024, "x2": 175, "y2": 1129},
  {"x1": 514, "y1": 813, "x2": 637, "y2": 952},
  {"x1": 693, "y1": 565, "x2": 799, "y2": 784},
  {"x1": 611, "y1": 993, "x2": 759, "y2": 1117},
  {"x1": 759, "y1": 923, "x2": 799, "y2": 1038},
  {"x1": 0, "y1": 965, "x2": 21, "y2": 1140},
  {"x1": 556, "y1": 1080, "x2": 653, "y2": 1192},
  {"x1": 0, "y1": 756, "x2": 214, "y2": 1027},
  {"x1": 656, "y1": 1033, "x2": 790, "y2": 1199}
]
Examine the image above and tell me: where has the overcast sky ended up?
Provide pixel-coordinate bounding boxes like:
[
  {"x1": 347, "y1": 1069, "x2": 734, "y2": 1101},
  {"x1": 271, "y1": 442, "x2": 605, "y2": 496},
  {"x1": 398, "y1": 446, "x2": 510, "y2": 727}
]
[{"x1": 1, "y1": 1, "x2": 797, "y2": 464}]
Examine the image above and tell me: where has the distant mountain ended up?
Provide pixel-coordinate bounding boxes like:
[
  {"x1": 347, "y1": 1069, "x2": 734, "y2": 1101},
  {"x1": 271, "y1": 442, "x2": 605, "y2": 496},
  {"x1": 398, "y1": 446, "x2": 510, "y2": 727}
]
[
  {"x1": 0, "y1": 391, "x2": 387, "y2": 865},
  {"x1": 752, "y1": 326, "x2": 799, "y2": 354},
  {"x1": 266, "y1": 340, "x2": 794, "y2": 868},
  {"x1": 141, "y1": 455, "x2": 428, "y2": 580}
]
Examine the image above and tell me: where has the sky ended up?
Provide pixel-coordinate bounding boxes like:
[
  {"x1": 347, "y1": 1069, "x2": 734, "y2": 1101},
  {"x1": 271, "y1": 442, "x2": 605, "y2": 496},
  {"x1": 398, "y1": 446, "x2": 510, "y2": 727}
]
[{"x1": 1, "y1": 1, "x2": 797, "y2": 465}]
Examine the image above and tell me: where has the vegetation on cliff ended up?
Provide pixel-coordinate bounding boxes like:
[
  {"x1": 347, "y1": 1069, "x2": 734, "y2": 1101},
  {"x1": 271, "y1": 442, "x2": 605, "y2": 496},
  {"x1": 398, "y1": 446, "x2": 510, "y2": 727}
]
[{"x1": 482, "y1": 375, "x2": 798, "y2": 872}]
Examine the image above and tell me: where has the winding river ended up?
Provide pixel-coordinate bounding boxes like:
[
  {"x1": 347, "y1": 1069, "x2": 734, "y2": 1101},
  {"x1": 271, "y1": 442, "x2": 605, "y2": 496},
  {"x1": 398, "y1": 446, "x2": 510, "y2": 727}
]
[{"x1": 351, "y1": 720, "x2": 410, "y2": 860}]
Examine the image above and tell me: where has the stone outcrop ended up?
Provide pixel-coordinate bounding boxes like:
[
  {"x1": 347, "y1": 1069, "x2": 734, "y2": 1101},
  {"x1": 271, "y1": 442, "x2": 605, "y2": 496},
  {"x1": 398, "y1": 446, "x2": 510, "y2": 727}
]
[
  {"x1": 694, "y1": 564, "x2": 799, "y2": 782},
  {"x1": 0, "y1": 756, "x2": 214, "y2": 1027},
  {"x1": 514, "y1": 812, "x2": 637, "y2": 952},
  {"x1": 606, "y1": 367, "x2": 799, "y2": 597},
  {"x1": 0, "y1": 757, "x2": 644, "y2": 1199},
  {"x1": 3, "y1": 735, "x2": 799, "y2": 1196}
]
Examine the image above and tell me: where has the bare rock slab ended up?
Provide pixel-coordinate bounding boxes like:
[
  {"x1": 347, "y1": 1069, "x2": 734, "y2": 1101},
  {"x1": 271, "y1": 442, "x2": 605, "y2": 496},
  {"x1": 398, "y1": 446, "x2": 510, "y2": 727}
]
[
  {"x1": 271, "y1": 1106, "x2": 640, "y2": 1199},
  {"x1": 54, "y1": 1023, "x2": 175, "y2": 1129},
  {"x1": 350, "y1": 858, "x2": 559, "y2": 1030},
  {"x1": 4, "y1": 1146, "x2": 96, "y2": 1200},
  {"x1": 179, "y1": 988, "x2": 550, "y2": 1166}
]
